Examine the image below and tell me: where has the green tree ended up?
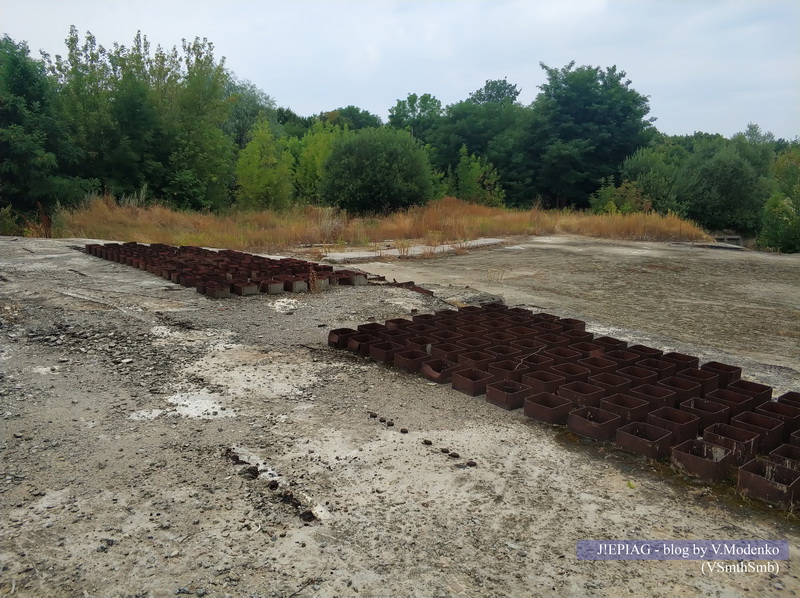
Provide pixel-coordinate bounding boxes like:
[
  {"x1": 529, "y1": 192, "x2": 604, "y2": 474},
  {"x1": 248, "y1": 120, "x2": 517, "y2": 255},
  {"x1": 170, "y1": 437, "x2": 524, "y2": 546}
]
[
  {"x1": 387, "y1": 92, "x2": 442, "y2": 141},
  {"x1": 468, "y1": 78, "x2": 520, "y2": 105},
  {"x1": 759, "y1": 147, "x2": 800, "y2": 252},
  {"x1": 427, "y1": 95, "x2": 524, "y2": 175},
  {"x1": 523, "y1": 61, "x2": 656, "y2": 208},
  {"x1": 589, "y1": 177, "x2": 652, "y2": 214},
  {"x1": 275, "y1": 106, "x2": 313, "y2": 138},
  {"x1": 162, "y1": 37, "x2": 235, "y2": 209},
  {"x1": 0, "y1": 35, "x2": 91, "y2": 215},
  {"x1": 684, "y1": 138, "x2": 768, "y2": 233},
  {"x1": 322, "y1": 105, "x2": 382, "y2": 130},
  {"x1": 321, "y1": 128, "x2": 434, "y2": 214},
  {"x1": 450, "y1": 145, "x2": 505, "y2": 207},
  {"x1": 235, "y1": 119, "x2": 294, "y2": 210},
  {"x1": 223, "y1": 76, "x2": 276, "y2": 150},
  {"x1": 620, "y1": 140, "x2": 696, "y2": 215},
  {"x1": 290, "y1": 120, "x2": 350, "y2": 204}
]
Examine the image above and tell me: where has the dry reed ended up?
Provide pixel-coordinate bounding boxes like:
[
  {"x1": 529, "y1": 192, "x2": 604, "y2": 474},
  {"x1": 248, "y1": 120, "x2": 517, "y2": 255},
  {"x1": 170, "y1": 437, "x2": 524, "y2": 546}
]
[{"x1": 53, "y1": 195, "x2": 711, "y2": 251}]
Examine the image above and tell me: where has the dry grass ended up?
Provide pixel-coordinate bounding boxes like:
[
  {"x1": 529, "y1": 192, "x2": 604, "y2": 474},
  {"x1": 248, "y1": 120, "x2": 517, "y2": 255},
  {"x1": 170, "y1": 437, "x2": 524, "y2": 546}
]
[{"x1": 53, "y1": 195, "x2": 711, "y2": 251}]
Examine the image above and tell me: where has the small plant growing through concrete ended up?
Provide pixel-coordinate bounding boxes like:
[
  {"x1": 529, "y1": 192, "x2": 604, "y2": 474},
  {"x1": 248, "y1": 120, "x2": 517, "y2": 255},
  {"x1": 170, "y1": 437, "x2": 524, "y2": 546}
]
[{"x1": 308, "y1": 264, "x2": 319, "y2": 293}]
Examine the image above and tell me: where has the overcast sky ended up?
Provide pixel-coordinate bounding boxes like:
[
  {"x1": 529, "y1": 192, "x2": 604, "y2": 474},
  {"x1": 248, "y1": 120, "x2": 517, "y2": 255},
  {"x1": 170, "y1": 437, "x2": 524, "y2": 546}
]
[{"x1": 3, "y1": 0, "x2": 798, "y2": 139}]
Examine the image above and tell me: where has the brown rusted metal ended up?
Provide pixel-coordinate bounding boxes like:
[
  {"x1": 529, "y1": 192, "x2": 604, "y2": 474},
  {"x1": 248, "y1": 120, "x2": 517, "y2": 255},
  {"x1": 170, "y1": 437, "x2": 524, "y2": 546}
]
[
  {"x1": 524, "y1": 392, "x2": 573, "y2": 424},
  {"x1": 569, "y1": 342, "x2": 605, "y2": 359},
  {"x1": 616, "y1": 366, "x2": 659, "y2": 389},
  {"x1": 533, "y1": 322, "x2": 565, "y2": 335},
  {"x1": 455, "y1": 337, "x2": 492, "y2": 351},
  {"x1": 559, "y1": 381, "x2": 606, "y2": 408},
  {"x1": 485, "y1": 332, "x2": 517, "y2": 345},
  {"x1": 456, "y1": 324, "x2": 490, "y2": 338},
  {"x1": 679, "y1": 398, "x2": 731, "y2": 431},
  {"x1": 662, "y1": 352, "x2": 700, "y2": 372},
  {"x1": 703, "y1": 423, "x2": 759, "y2": 467},
  {"x1": 568, "y1": 407, "x2": 622, "y2": 442},
  {"x1": 601, "y1": 393, "x2": 650, "y2": 424},
  {"x1": 520, "y1": 353, "x2": 555, "y2": 372},
  {"x1": 615, "y1": 422, "x2": 673, "y2": 459},
  {"x1": 588, "y1": 372, "x2": 632, "y2": 396},
  {"x1": 593, "y1": 336, "x2": 628, "y2": 351},
  {"x1": 701, "y1": 361, "x2": 742, "y2": 390},
  {"x1": 637, "y1": 358, "x2": 678, "y2": 380},
  {"x1": 778, "y1": 391, "x2": 800, "y2": 409},
  {"x1": 550, "y1": 363, "x2": 591, "y2": 384},
  {"x1": 394, "y1": 349, "x2": 429, "y2": 373},
  {"x1": 728, "y1": 379, "x2": 773, "y2": 407},
  {"x1": 756, "y1": 402, "x2": 800, "y2": 440},
  {"x1": 451, "y1": 368, "x2": 495, "y2": 397},
  {"x1": 603, "y1": 350, "x2": 642, "y2": 369},
  {"x1": 577, "y1": 356, "x2": 618, "y2": 377},
  {"x1": 347, "y1": 333, "x2": 379, "y2": 355},
  {"x1": 506, "y1": 326, "x2": 541, "y2": 340},
  {"x1": 357, "y1": 322, "x2": 388, "y2": 335},
  {"x1": 677, "y1": 368, "x2": 719, "y2": 397},
  {"x1": 737, "y1": 458, "x2": 800, "y2": 509},
  {"x1": 769, "y1": 444, "x2": 800, "y2": 473},
  {"x1": 398, "y1": 319, "x2": 430, "y2": 335},
  {"x1": 486, "y1": 380, "x2": 532, "y2": 410},
  {"x1": 430, "y1": 343, "x2": 464, "y2": 362},
  {"x1": 328, "y1": 328, "x2": 357, "y2": 349},
  {"x1": 457, "y1": 351, "x2": 495, "y2": 371},
  {"x1": 378, "y1": 329, "x2": 411, "y2": 344},
  {"x1": 562, "y1": 329, "x2": 594, "y2": 344},
  {"x1": 420, "y1": 358, "x2": 461, "y2": 384},
  {"x1": 658, "y1": 376, "x2": 702, "y2": 404},
  {"x1": 537, "y1": 333, "x2": 571, "y2": 348},
  {"x1": 531, "y1": 311, "x2": 559, "y2": 322},
  {"x1": 671, "y1": 439, "x2": 731, "y2": 483},
  {"x1": 730, "y1": 412, "x2": 785, "y2": 454},
  {"x1": 405, "y1": 336, "x2": 437, "y2": 354},
  {"x1": 488, "y1": 360, "x2": 530, "y2": 382},
  {"x1": 647, "y1": 407, "x2": 700, "y2": 446},
  {"x1": 555, "y1": 318, "x2": 586, "y2": 331},
  {"x1": 369, "y1": 341, "x2": 404, "y2": 364},
  {"x1": 628, "y1": 344, "x2": 663, "y2": 360},
  {"x1": 542, "y1": 346, "x2": 582, "y2": 365},
  {"x1": 521, "y1": 370, "x2": 566, "y2": 395},
  {"x1": 430, "y1": 330, "x2": 463, "y2": 343},
  {"x1": 385, "y1": 317, "x2": 413, "y2": 330},
  {"x1": 485, "y1": 345, "x2": 524, "y2": 360},
  {"x1": 706, "y1": 388, "x2": 753, "y2": 418}
]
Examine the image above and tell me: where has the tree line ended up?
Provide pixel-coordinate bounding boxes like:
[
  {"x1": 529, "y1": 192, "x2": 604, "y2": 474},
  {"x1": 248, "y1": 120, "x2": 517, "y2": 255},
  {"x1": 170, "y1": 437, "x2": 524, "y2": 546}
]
[{"x1": 1, "y1": 28, "x2": 798, "y2": 250}]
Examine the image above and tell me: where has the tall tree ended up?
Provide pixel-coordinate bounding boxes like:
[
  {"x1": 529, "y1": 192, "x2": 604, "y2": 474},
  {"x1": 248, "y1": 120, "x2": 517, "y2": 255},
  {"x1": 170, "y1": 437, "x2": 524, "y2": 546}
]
[
  {"x1": 387, "y1": 92, "x2": 442, "y2": 141},
  {"x1": 161, "y1": 37, "x2": 235, "y2": 209},
  {"x1": 468, "y1": 78, "x2": 520, "y2": 105},
  {"x1": 223, "y1": 76, "x2": 276, "y2": 150},
  {"x1": 290, "y1": 120, "x2": 350, "y2": 204},
  {"x1": 235, "y1": 119, "x2": 294, "y2": 210},
  {"x1": 0, "y1": 35, "x2": 90, "y2": 214},
  {"x1": 322, "y1": 105, "x2": 382, "y2": 130},
  {"x1": 522, "y1": 61, "x2": 656, "y2": 208}
]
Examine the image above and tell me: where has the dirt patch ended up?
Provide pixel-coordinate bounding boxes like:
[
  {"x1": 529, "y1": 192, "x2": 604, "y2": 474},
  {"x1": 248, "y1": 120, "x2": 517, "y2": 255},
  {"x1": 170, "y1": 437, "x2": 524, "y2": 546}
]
[{"x1": 1, "y1": 236, "x2": 798, "y2": 598}]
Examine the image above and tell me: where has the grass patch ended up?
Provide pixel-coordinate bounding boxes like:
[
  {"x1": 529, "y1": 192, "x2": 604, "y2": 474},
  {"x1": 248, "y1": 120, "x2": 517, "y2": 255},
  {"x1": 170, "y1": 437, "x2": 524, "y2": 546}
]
[{"x1": 52, "y1": 195, "x2": 711, "y2": 251}]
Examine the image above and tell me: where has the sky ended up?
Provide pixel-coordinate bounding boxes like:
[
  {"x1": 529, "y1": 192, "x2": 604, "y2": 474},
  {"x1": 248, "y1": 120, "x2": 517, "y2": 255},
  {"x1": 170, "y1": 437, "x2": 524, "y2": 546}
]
[{"x1": 3, "y1": 0, "x2": 799, "y2": 139}]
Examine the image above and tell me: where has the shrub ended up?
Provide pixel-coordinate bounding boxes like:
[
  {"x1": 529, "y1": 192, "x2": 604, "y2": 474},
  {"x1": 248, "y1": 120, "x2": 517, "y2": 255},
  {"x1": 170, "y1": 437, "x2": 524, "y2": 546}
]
[{"x1": 321, "y1": 128, "x2": 434, "y2": 214}]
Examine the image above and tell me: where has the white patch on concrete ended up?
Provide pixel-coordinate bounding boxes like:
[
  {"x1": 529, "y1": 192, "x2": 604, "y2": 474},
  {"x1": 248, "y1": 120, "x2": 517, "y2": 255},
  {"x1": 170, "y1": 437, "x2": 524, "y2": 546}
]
[
  {"x1": 167, "y1": 391, "x2": 235, "y2": 419},
  {"x1": 32, "y1": 366, "x2": 58, "y2": 375},
  {"x1": 271, "y1": 298, "x2": 301, "y2": 313},
  {"x1": 129, "y1": 408, "x2": 165, "y2": 420}
]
